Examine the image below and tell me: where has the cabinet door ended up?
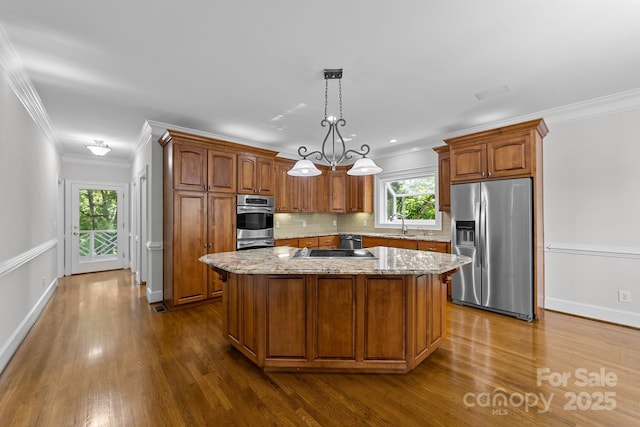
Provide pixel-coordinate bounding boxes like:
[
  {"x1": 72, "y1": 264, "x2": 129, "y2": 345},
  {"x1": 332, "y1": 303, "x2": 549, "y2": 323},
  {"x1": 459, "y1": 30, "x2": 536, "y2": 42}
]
[
  {"x1": 309, "y1": 173, "x2": 327, "y2": 212},
  {"x1": 347, "y1": 174, "x2": 373, "y2": 213},
  {"x1": 328, "y1": 170, "x2": 347, "y2": 213},
  {"x1": 237, "y1": 154, "x2": 257, "y2": 194},
  {"x1": 298, "y1": 177, "x2": 311, "y2": 212},
  {"x1": 450, "y1": 143, "x2": 487, "y2": 182},
  {"x1": 208, "y1": 150, "x2": 236, "y2": 192},
  {"x1": 487, "y1": 133, "x2": 531, "y2": 179},
  {"x1": 208, "y1": 193, "x2": 236, "y2": 298},
  {"x1": 174, "y1": 145, "x2": 207, "y2": 191},
  {"x1": 256, "y1": 156, "x2": 275, "y2": 195},
  {"x1": 433, "y1": 146, "x2": 451, "y2": 212},
  {"x1": 274, "y1": 160, "x2": 292, "y2": 212},
  {"x1": 173, "y1": 191, "x2": 208, "y2": 304}
]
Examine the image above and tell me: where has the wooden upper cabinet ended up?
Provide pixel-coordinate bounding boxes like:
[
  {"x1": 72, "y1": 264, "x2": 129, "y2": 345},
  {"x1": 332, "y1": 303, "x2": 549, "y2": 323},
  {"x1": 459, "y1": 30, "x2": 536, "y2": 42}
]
[
  {"x1": 208, "y1": 150, "x2": 236, "y2": 192},
  {"x1": 433, "y1": 146, "x2": 450, "y2": 212},
  {"x1": 449, "y1": 142, "x2": 487, "y2": 182},
  {"x1": 274, "y1": 159, "x2": 293, "y2": 212},
  {"x1": 347, "y1": 174, "x2": 373, "y2": 213},
  {"x1": 446, "y1": 119, "x2": 547, "y2": 183},
  {"x1": 309, "y1": 172, "x2": 327, "y2": 213},
  {"x1": 174, "y1": 144, "x2": 207, "y2": 191},
  {"x1": 487, "y1": 133, "x2": 531, "y2": 179},
  {"x1": 238, "y1": 153, "x2": 275, "y2": 195},
  {"x1": 327, "y1": 170, "x2": 347, "y2": 213}
]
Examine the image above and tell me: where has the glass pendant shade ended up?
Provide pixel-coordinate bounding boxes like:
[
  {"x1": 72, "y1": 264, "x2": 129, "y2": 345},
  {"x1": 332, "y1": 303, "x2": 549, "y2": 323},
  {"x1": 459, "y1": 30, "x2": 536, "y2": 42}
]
[
  {"x1": 287, "y1": 159, "x2": 321, "y2": 176},
  {"x1": 86, "y1": 141, "x2": 111, "y2": 156},
  {"x1": 347, "y1": 157, "x2": 383, "y2": 176}
]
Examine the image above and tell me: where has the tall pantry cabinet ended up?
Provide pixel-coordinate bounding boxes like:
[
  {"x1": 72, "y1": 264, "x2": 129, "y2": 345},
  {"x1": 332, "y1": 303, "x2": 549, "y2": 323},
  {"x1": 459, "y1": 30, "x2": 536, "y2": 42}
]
[{"x1": 159, "y1": 130, "x2": 277, "y2": 309}]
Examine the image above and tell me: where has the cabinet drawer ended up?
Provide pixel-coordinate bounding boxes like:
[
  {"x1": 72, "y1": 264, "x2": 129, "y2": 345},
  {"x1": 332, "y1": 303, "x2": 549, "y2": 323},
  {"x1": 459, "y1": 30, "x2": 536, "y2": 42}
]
[
  {"x1": 298, "y1": 237, "x2": 319, "y2": 248},
  {"x1": 417, "y1": 241, "x2": 450, "y2": 253},
  {"x1": 318, "y1": 235, "x2": 339, "y2": 249},
  {"x1": 275, "y1": 238, "x2": 298, "y2": 247}
]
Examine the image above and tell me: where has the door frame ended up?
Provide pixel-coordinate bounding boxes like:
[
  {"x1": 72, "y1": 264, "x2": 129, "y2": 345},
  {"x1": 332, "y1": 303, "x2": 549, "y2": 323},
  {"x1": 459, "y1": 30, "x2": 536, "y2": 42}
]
[{"x1": 64, "y1": 180, "x2": 129, "y2": 276}]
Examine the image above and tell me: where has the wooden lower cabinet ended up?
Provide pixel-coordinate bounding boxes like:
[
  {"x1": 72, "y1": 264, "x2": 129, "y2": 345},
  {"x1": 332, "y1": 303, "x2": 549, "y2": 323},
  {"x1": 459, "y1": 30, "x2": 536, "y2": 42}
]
[
  {"x1": 207, "y1": 193, "x2": 236, "y2": 298},
  {"x1": 220, "y1": 272, "x2": 448, "y2": 373},
  {"x1": 275, "y1": 235, "x2": 339, "y2": 249},
  {"x1": 417, "y1": 240, "x2": 450, "y2": 253},
  {"x1": 363, "y1": 236, "x2": 450, "y2": 253}
]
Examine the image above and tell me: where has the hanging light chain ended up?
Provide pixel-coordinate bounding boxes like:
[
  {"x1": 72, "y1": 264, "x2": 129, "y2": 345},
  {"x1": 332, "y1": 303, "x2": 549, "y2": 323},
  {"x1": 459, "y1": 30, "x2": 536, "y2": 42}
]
[
  {"x1": 324, "y1": 78, "x2": 329, "y2": 120},
  {"x1": 338, "y1": 78, "x2": 343, "y2": 120}
]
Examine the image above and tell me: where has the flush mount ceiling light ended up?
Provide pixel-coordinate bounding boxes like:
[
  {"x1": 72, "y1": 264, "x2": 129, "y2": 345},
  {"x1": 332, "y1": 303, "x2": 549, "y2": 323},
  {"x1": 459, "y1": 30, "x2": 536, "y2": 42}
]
[
  {"x1": 86, "y1": 140, "x2": 111, "y2": 156},
  {"x1": 288, "y1": 69, "x2": 382, "y2": 177}
]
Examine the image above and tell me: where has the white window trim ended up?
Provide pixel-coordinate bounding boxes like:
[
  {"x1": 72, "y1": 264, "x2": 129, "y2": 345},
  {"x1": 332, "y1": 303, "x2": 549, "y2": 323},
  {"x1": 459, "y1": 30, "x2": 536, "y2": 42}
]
[{"x1": 374, "y1": 166, "x2": 442, "y2": 231}]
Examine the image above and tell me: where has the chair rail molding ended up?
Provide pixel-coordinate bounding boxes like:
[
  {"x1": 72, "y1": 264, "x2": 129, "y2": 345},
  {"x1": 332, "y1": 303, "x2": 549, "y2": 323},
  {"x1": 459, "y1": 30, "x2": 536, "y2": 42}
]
[
  {"x1": 545, "y1": 242, "x2": 640, "y2": 260},
  {"x1": 0, "y1": 239, "x2": 58, "y2": 280}
]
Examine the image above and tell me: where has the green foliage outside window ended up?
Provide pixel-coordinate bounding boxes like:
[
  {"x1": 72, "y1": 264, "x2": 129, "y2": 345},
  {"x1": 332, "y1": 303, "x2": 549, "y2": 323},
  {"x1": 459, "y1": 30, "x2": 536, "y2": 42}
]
[
  {"x1": 79, "y1": 189, "x2": 118, "y2": 230},
  {"x1": 385, "y1": 177, "x2": 436, "y2": 220}
]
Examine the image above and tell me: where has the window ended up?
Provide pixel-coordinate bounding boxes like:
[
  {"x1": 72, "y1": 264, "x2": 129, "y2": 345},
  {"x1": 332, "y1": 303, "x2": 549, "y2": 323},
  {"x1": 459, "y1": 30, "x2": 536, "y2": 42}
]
[{"x1": 375, "y1": 167, "x2": 441, "y2": 230}]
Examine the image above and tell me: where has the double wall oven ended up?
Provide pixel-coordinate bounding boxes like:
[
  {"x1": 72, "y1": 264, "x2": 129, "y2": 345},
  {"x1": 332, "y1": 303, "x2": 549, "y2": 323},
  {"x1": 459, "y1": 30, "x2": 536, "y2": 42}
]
[{"x1": 236, "y1": 195, "x2": 275, "y2": 250}]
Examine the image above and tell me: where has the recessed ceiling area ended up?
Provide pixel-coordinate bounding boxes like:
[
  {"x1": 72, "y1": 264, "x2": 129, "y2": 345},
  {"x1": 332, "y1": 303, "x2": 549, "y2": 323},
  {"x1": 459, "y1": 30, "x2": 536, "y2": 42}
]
[{"x1": 1, "y1": 0, "x2": 639, "y2": 162}]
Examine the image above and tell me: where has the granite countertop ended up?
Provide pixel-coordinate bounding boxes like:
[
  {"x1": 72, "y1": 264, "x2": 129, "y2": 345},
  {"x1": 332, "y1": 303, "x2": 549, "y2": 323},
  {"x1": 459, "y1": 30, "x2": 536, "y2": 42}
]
[
  {"x1": 275, "y1": 232, "x2": 451, "y2": 243},
  {"x1": 200, "y1": 246, "x2": 470, "y2": 275}
]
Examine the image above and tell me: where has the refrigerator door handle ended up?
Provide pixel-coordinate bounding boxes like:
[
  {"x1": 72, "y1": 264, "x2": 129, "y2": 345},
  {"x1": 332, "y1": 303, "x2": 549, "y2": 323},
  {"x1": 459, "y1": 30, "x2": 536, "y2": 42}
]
[
  {"x1": 478, "y1": 200, "x2": 486, "y2": 268},
  {"x1": 481, "y1": 201, "x2": 488, "y2": 268},
  {"x1": 474, "y1": 201, "x2": 481, "y2": 268}
]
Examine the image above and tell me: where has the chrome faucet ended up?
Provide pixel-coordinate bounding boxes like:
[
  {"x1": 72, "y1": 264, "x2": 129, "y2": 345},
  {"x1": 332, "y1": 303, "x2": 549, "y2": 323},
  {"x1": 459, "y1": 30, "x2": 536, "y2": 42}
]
[{"x1": 388, "y1": 213, "x2": 408, "y2": 235}]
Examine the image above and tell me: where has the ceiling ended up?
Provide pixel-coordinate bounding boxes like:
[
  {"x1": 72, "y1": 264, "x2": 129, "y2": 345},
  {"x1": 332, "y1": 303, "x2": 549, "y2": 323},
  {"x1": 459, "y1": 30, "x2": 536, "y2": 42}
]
[{"x1": 1, "y1": 0, "x2": 640, "y2": 163}]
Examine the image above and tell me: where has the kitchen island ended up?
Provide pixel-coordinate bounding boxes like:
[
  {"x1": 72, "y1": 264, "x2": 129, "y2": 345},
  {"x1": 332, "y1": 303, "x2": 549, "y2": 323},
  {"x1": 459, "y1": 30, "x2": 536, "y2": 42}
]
[{"x1": 200, "y1": 246, "x2": 471, "y2": 373}]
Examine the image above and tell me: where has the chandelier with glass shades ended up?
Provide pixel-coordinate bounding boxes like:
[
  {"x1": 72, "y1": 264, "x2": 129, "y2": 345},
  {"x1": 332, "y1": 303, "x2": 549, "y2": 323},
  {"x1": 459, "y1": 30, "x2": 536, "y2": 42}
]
[
  {"x1": 288, "y1": 69, "x2": 382, "y2": 177},
  {"x1": 86, "y1": 140, "x2": 111, "y2": 156}
]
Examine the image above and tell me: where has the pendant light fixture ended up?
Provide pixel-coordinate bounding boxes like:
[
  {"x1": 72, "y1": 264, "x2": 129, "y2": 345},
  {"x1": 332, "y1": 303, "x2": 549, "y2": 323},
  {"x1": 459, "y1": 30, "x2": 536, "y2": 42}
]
[
  {"x1": 86, "y1": 140, "x2": 111, "y2": 156},
  {"x1": 288, "y1": 69, "x2": 382, "y2": 177}
]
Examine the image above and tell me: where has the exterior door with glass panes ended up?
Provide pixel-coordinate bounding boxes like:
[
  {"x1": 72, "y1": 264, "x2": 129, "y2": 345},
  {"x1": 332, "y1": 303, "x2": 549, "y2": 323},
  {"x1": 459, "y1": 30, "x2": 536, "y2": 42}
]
[{"x1": 70, "y1": 183, "x2": 126, "y2": 274}]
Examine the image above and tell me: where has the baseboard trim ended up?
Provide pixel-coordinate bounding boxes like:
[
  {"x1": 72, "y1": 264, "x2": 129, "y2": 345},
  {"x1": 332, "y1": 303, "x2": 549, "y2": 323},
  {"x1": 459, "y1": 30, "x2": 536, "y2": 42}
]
[
  {"x1": 0, "y1": 277, "x2": 58, "y2": 374},
  {"x1": 545, "y1": 296, "x2": 640, "y2": 328},
  {"x1": 147, "y1": 287, "x2": 163, "y2": 304}
]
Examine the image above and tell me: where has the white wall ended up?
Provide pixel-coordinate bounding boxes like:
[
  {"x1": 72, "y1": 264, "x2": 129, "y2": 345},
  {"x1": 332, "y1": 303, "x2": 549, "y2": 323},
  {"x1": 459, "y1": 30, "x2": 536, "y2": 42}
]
[
  {"x1": 0, "y1": 73, "x2": 61, "y2": 373},
  {"x1": 63, "y1": 157, "x2": 131, "y2": 183},
  {"x1": 129, "y1": 122, "x2": 165, "y2": 303},
  {"x1": 544, "y1": 107, "x2": 640, "y2": 327}
]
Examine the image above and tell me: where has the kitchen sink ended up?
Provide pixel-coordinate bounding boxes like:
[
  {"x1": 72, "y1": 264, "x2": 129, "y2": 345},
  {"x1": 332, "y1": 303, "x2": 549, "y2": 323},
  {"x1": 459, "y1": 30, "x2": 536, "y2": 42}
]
[{"x1": 293, "y1": 248, "x2": 376, "y2": 259}]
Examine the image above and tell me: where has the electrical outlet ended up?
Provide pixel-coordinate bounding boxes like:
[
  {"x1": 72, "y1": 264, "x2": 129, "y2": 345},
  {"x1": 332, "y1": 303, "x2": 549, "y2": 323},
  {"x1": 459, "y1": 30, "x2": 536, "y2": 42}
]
[
  {"x1": 363, "y1": 220, "x2": 368, "y2": 226},
  {"x1": 333, "y1": 220, "x2": 337, "y2": 226},
  {"x1": 275, "y1": 221, "x2": 280, "y2": 228},
  {"x1": 302, "y1": 220, "x2": 307, "y2": 227},
  {"x1": 618, "y1": 290, "x2": 631, "y2": 303}
]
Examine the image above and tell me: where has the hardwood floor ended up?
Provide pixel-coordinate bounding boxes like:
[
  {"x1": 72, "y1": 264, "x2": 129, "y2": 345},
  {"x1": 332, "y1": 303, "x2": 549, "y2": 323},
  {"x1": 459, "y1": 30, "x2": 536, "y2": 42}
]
[{"x1": 0, "y1": 270, "x2": 638, "y2": 426}]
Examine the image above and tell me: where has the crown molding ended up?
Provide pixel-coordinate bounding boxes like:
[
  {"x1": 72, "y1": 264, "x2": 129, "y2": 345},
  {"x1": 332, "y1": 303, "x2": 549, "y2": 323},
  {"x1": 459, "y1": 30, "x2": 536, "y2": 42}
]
[
  {"x1": 145, "y1": 119, "x2": 280, "y2": 153},
  {"x1": 0, "y1": 25, "x2": 61, "y2": 154},
  {"x1": 375, "y1": 88, "x2": 640, "y2": 161}
]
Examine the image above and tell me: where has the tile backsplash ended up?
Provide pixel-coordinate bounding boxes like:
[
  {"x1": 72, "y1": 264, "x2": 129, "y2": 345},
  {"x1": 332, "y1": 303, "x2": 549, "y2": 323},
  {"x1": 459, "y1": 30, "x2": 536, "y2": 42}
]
[{"x1": 274, "y1": 212, "x2": 451, "y2": 239}]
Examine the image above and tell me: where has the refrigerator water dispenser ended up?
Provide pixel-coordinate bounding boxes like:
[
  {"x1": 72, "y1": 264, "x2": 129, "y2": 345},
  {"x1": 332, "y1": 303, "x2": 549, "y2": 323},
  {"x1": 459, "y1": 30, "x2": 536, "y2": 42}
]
[{"x1": 455, "y1": 221, "x2": 475, "y2": 246}]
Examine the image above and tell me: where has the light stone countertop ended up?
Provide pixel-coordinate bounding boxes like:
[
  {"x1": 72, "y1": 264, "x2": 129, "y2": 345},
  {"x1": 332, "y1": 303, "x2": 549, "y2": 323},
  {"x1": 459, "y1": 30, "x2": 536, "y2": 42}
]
[
  {"x1": 199, "y1": 246, "x2": 470, "y2": 275},
  {"x1": 274, "y1": 232, "x2": 451, "y2": 243}
]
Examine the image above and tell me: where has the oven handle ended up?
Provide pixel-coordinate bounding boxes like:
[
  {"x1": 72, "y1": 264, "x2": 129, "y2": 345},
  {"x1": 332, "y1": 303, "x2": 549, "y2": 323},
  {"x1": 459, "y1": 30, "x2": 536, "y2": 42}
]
[{"x1": 237, "y1": 206, "x2": 274, "y2": 214}]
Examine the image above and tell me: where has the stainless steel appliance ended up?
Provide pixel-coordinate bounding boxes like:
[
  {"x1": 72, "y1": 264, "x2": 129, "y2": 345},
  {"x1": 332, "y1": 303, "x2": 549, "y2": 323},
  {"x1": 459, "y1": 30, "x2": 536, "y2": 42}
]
[
  {"x1": 451, "y1": 178, "x2": 534, "y2": 321},
  {"x1": 236, "y1": 195, "x2": 274, "y2": 250},
  {"x1": 340, "y1": 234, "x2": 363, "y2": 249}
]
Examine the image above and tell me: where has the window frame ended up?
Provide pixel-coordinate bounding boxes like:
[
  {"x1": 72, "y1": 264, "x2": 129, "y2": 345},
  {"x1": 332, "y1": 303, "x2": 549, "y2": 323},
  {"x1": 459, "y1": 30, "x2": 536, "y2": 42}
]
[{"x1": 374, "y1": 166, "x2": 442, "y2": 231}]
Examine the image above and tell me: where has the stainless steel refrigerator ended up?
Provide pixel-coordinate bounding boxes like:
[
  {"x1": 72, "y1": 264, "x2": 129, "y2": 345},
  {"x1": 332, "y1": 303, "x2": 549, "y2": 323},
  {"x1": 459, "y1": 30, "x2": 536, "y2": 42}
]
[{"x1": 451, "y1": 178, "x2": 534, "y2": 321}]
